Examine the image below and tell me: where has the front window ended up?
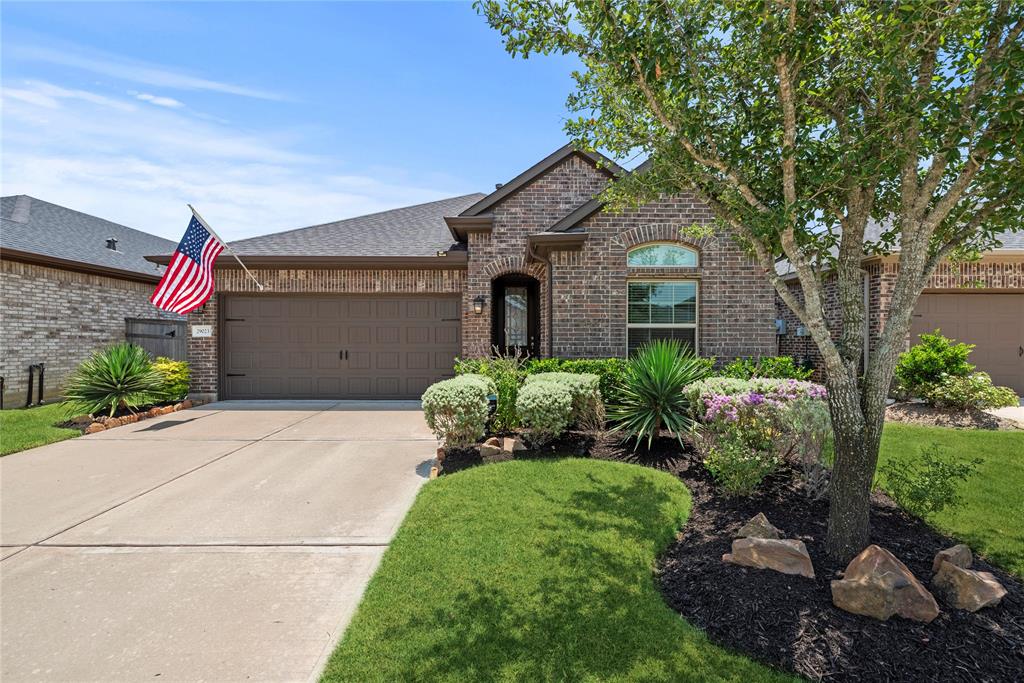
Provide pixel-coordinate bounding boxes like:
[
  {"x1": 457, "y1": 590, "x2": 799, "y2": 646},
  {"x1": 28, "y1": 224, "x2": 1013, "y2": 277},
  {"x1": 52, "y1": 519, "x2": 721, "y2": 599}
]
[
  {"x1": 627, "y1": 281, "x2": 697, "y2": 355},
  {"x1": 627, "y1": 243, "x2": 698, "y2": 267}
]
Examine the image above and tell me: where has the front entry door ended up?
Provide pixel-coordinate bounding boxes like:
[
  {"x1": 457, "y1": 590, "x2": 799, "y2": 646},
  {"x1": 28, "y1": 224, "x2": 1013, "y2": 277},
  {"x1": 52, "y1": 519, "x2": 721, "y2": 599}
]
[{"x1": 492, "y1": 275, "x2": 540, "y2": 357}]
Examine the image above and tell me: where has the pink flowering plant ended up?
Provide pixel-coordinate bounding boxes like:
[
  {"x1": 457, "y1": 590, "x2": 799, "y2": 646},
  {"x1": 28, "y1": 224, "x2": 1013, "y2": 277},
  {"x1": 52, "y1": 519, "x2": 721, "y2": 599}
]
[{"x1": 688, "y1": 377, "x2": 830, "y2": 495}]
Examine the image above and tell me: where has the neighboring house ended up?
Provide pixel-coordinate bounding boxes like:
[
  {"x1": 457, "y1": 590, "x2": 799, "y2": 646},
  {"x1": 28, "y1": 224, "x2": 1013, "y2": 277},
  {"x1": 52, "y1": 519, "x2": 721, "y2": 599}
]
[
  {"x1": 153, "y1": 144, "x2": 776, "y2": 401},
  {"x1": 0, "y1": 195, "x2": 180, "y2": 404},
  {"x1": 776, "y1": 223, "x2": 1024, "y2": 394}
]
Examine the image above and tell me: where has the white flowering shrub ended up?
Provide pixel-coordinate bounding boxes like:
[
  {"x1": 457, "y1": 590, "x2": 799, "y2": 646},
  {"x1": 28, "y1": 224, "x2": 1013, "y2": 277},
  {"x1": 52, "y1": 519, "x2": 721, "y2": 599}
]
[
  {"x1": 516, "y1": 380, "x2": 573, "y2": 446},
  {"x1": 421, "y1": 374, "x2": 496, "y2": 448}
]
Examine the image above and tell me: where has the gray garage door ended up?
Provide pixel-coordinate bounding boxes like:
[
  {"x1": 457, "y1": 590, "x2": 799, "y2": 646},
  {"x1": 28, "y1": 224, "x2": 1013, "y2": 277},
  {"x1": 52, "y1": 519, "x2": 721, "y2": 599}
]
[
  {"x1": 223, "y1": 295, "x2": 461, "y2": 400},
  {"x1": 910, "y1": 292, "x2": 1023, "y2": 395}
]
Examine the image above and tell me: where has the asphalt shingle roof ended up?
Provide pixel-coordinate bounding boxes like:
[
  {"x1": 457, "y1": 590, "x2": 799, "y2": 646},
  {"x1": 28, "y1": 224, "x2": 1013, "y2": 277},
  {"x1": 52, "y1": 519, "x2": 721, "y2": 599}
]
[
  {"x1": 227, "y1": 193, "x2": 486, "y2": 257},
  {"x1": 1, "y1": 195, "x2": 175, "y2": 278}
]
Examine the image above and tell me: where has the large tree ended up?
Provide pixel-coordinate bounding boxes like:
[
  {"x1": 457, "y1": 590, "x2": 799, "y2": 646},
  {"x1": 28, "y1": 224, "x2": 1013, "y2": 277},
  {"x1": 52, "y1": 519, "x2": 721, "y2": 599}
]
[{"x1": 477, "y1": 0, "x2": 1023, "y2": 559}]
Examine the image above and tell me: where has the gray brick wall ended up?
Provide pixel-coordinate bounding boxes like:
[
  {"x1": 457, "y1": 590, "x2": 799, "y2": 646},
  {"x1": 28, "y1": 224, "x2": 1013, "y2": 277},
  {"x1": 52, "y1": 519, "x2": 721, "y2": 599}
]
[{"x1": 0, "y1": 259, "x2": 177, "y2": 404}]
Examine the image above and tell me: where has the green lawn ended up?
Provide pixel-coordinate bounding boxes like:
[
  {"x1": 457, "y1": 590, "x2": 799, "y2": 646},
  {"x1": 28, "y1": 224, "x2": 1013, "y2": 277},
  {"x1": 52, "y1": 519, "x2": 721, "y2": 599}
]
[
  {"x1": 0, "y1": 403, "x2": 79, "y2": 456},
  {"x1": 323, "y1": 459, "x2": 791, "y2": 683},
  {"x1": 877, "y1": 423, "x2": 1024, "y2": 576}
]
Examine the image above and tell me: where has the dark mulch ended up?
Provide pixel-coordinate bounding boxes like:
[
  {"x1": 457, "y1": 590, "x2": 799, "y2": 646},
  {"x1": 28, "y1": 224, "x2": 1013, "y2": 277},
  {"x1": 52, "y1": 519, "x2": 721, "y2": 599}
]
[
  {"x1": 886, "y1": 401, "x2": 1021, "y2": 431},
  {"x1": 650, "y1": 444, "x2": 1024, "y2": 682},
  {"x1": 439, "y1": 431, "x2": 1024, "y2": 682}
]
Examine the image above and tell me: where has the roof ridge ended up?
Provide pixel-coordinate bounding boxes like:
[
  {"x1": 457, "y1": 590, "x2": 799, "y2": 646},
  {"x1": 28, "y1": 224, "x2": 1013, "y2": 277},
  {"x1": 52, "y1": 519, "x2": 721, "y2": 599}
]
[{"x1": 229, "y1": 192, "x2": 485, "y2": 246}]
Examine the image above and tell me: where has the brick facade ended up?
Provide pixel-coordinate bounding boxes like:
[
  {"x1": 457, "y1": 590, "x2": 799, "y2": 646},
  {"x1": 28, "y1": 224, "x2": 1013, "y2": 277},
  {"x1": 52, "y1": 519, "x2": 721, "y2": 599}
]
[
  {"x1": 185, "y1": 268, "x2": 465, "y2": 400},
  {"x1": 463, "y1": 154, "x2": 777, "y2": 360},
  {"x1": 186, "y1": 154, "x2": 779, "y2": 400},
  {"x1": 776, "y1": 254, "x2": 1024, "y2": 377},
  {"x1": 0, "y1": 259, "x2": 176, "y2": 403}
]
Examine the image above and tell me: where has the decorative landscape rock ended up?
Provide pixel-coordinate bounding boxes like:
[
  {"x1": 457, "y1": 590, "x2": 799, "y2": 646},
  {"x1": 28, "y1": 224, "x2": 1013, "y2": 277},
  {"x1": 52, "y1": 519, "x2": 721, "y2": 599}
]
[
  {"x1": 932, "y1": 544, "x2": 972, "y2": 573},
  {"x1": 723, "y1": 537, "x2": 815, "y2": 578},
  {"x1": 435, "y1": 446, "x2": 446, "y2": 463},
  {"x1": 502, "y1": 436, "x2": 527, "y2": 453},
  {"x1": 84, "y1": 422, "x2": 106, "y2": 434},
  {"x1": 830, "y1": 545, "x2": 939, "y2": 622},
  {"x1": 932, "y1": 562, "x2": 1006, "y2": 612},
  {"x1": 736, "y1": 513, "x2": 783, "y2": 540},
  {"x1": 479, "y1": 437, "x2": 502, "y2": 457}
]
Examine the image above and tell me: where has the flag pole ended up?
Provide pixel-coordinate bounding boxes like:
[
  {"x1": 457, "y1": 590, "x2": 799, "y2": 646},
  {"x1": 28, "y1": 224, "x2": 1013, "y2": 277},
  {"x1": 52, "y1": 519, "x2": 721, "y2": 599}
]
[{"x1": 187, "y1": 204, "x2": 264, "y2": 291}]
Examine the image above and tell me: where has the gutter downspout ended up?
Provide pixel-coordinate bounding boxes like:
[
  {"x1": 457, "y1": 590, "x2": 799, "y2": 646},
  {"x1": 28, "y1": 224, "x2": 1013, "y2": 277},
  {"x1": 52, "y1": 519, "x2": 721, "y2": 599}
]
[{"x1": 528, "y1": 243, "x2": 554, "y2": 358}]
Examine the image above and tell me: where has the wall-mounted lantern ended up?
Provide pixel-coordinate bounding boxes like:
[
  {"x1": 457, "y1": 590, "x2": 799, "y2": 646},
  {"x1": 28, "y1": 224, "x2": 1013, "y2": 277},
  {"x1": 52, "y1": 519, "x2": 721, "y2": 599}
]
[{"x1": 473, "y1": 295, "x2": 486, "y2": 315}]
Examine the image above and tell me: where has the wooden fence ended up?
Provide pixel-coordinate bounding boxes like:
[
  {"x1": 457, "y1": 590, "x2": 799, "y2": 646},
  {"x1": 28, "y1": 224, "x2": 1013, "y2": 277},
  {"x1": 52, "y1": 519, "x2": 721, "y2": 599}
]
[{"x1": 125, "y1": 317, "x2": 187, "y2": 360}]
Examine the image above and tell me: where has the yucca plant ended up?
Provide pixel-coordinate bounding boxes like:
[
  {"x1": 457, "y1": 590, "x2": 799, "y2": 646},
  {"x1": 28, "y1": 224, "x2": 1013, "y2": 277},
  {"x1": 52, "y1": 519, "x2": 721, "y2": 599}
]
[
  {"x1": 63, "y1": 343, "x2": 165, "y2": 417},
  {"x1": 608, "y1": 339, "x2": 710, "y2": 449}
]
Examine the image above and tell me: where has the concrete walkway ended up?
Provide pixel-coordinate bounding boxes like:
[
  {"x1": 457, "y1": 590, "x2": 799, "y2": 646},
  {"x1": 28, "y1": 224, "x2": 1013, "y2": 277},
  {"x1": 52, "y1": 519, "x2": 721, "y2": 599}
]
[{"x1": 0, "y1": 401, "x2": 435, "y2": 682}]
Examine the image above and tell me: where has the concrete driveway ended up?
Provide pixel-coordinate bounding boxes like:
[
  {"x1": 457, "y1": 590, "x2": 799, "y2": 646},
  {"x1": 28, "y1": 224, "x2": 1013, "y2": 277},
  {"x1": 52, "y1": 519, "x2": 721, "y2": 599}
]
[{"x1": 0, "y1": 401, "x2": 435, "y2": 682}]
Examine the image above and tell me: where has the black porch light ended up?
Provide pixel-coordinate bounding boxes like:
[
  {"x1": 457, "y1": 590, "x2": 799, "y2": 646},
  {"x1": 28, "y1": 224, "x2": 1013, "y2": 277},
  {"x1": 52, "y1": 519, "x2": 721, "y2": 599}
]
[{"x1": 473, "y1": 295, "x2": 486, "y2": 315}]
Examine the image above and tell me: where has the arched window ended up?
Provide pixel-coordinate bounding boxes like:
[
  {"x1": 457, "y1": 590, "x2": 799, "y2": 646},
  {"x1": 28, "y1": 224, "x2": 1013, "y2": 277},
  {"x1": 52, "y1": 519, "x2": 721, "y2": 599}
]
[{"x1": 627, "y1": 243, "x2": 698, "y2": 267}]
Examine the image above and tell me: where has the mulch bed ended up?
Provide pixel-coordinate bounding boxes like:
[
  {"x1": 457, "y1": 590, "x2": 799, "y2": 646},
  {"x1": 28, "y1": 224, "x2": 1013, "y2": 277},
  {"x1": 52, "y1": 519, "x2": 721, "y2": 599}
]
[
  {"x1": 886, "y1": 401, "x2": 1021, "y2": 431},
  {"x1": 439, "y1": 431, "x2": 1024, "y2": 682}
]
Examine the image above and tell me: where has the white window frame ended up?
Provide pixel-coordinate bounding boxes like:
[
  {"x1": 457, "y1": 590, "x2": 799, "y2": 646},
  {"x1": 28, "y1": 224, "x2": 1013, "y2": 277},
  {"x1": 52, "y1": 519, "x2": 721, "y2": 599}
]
[
  {"x1": 626, "y1": 279, "x2": 700, "y2": 355},
  {"x1": 626, "y1": 242, "x2": 699, "y2": 268}
]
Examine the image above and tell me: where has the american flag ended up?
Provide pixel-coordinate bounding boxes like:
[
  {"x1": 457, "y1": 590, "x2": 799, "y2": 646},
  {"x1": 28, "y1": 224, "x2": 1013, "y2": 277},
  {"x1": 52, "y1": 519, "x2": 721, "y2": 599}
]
[{"x1": 151, "y1": 215, "x2": 225, "y2": 314}]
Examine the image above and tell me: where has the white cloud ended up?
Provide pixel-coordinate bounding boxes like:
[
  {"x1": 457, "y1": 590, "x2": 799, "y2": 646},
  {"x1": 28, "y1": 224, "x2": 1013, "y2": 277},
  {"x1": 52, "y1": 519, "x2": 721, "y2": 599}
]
[
  {"x1": 134, "y1": 92, "x2": 185, "y2": 108},
  {"x1": 1, "y1": 81, "x2": 467, "y2": 242},
  {"x1": 7, "y1": 41, "x2": 286, "y2": 101}
]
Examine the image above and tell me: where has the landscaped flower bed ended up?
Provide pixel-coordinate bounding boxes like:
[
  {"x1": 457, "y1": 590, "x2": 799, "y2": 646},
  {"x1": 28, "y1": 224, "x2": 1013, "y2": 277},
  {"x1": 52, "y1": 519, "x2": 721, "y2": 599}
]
[{"x1": 425, "y1": 346, "x2": 1023, "y2": 682}]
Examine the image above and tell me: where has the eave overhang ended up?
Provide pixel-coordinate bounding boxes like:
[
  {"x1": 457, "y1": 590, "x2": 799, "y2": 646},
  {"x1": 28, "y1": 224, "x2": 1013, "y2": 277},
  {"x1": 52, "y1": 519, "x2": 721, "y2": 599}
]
[
  {"x1": 527, "y1": 232, "x2": 588, "y2": 261},
  {"x1": 144, "y1": 252, "x2": 469, "y2": 270},
  {"x1": 2, "y1": 247, "x2": 163, "y2": 283},
  {"x1": 443, "y1": 214, "x2": 494, "y2": 243}
]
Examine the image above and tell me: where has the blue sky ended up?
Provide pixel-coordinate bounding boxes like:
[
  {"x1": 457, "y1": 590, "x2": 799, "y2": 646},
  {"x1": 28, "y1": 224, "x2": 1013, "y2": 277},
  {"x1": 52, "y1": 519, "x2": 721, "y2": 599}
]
[{"x1": 1, "y1": 1, "x2": 583, "y2": 240}]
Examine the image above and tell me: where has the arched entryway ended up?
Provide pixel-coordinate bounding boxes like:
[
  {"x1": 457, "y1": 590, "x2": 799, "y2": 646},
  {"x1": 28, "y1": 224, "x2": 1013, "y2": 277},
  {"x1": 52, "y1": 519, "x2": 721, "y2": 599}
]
[{"x1": 491, "y1": 274, "x2": 540, "y2": 357}]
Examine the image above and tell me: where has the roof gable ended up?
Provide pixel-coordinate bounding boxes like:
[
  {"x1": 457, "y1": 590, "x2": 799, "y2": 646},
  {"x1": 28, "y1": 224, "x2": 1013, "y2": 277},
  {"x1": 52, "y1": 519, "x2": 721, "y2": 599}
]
[{"x1": 459, "y1": 143, "x2": 624, "y2": 217}]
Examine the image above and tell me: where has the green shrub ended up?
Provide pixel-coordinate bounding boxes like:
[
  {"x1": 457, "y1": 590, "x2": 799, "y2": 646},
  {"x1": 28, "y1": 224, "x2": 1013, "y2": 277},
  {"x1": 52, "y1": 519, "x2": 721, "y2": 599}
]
[
  {"x1": 525, "y1": 357, "x2": 631, "y2": 405},
  {"x1": 152, "y1": 357, "x2": 190, "y2": 401},
  {"x1": 721, "y1": 355, "x2": 813, "y2": 380},
  {"x1": 63, "y1": 343, "x2": 164, "y2": 417},
  {"x1": 785, "y1": 397, "x2": 833, "y2": 500},
  {"x1": 454, "y1": 353, "x2": 523, "y2": 431},
  {"x1": 879, "y1": 443, "x2": 981, "y2": 519},
  {"x1": 920, "y1": 372, "x2": 1018, "y2": 410},
  {"x1": 422, "y1": 374, "x2": 496, "y2": 448},
  {"x1": 608, "y1": 340, "x2": 710, "y2": 448},
  {"x1": 524, "y1": 372, "x2": 604, "y2": 430},
  {"x1": 700, "y1": 433, "x2": 781, "y2": 495},
  {"x1": 516, "y1": 380, "x2": 573, "y2": 446},
  {"x1": 895, "y1": 331, "x2": 974, "y2": 396}
]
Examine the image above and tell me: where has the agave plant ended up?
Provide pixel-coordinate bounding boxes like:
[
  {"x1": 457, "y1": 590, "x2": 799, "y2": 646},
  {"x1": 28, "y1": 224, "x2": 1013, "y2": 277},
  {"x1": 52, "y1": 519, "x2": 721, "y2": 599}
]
[
  {"x1": 63, "y1": 343, "x2": 164, "y2": 417},
  {"x1": 608, "y1": 339, "x2": 710, "y2": 449}
]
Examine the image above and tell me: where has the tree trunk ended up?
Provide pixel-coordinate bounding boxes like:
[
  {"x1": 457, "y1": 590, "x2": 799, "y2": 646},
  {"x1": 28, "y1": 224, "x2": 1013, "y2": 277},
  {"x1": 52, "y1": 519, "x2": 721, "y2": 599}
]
[{"x1": 825, "y1": 371, "x2": 886, "y2": 561}]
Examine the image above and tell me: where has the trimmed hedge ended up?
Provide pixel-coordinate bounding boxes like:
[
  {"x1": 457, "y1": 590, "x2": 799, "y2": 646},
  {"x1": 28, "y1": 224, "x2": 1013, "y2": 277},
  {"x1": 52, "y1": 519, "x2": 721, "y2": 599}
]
[
  {"x1": 516, "y1": 380, "x2": 573, "y2": 446},
  {"x1": 524, "y1": 372, "x2": 603, "y2": 429},
  {"x1": 422, "y1": 374, "x2": 496, "y2": 448}
]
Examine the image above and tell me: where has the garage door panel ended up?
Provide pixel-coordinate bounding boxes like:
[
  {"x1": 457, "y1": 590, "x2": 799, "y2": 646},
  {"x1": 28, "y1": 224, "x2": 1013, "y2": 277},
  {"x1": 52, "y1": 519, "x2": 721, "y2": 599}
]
[
  {"x1": 222, "y1": 295, "x2": 461, "y2": 399},
  {"x1": 911, "y1": 293, "x2": 1023, "y2": 395},
  {"x1": 408, "y1": 352, "x2": 430, "y2": 370},
  {"x1": 348, "y1": 326, "x2": 371, "y2": 345},
  {"x1": 348, "y1": 299, "x2": 372, "y2": 318},
  {"x1": 376, "y1": 327, "x2": 400, "y2": 345}
]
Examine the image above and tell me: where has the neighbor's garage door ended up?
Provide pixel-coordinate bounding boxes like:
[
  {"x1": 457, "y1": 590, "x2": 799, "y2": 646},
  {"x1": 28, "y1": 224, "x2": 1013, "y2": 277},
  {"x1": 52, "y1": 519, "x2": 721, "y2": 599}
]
[
  {"x1": 222, "y1": 295, "x2": 461, "y2": 400},
  {"x1": 910, "y1": 292, "x2": 1023, "y2": 395}
]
